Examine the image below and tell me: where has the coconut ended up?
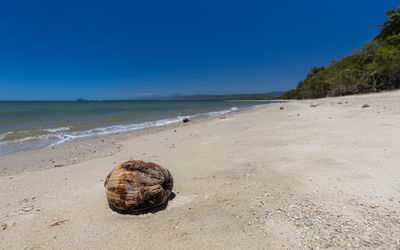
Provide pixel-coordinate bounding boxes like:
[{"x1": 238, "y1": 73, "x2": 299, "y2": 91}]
[{"x1": 104, "y1": 160, "x2": 173, "y2": 213}]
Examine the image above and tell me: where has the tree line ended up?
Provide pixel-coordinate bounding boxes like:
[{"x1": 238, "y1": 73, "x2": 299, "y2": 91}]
[{"x1": 280, "y1": 7, "x2": 400, "y2": 99}]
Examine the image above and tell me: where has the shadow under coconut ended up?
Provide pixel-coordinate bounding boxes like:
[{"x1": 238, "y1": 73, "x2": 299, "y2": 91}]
[{"x1": 108, "y1": 192, "x2": 176, "y2": 215}]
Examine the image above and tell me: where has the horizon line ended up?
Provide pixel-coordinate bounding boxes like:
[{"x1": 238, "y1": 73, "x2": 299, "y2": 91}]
[{"x1": 0, "y1": 90, "x2": 285, "y2": 101}]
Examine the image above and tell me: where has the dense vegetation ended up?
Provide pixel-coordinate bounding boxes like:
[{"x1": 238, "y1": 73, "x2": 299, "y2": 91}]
[{"x1": 280, "y1": 7, "x2": 400, "y2": 99}]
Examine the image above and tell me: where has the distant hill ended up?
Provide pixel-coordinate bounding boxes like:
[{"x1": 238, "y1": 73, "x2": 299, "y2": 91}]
[
  {"x1": 135, "y1": 91, "x2": 285, "y2": 100},
  {"x1": 280, "y1": 6, "x2": 400, "y2": 99},
  {"x1": 76, "y1": 98, "x2": 89, "y2": 102}
]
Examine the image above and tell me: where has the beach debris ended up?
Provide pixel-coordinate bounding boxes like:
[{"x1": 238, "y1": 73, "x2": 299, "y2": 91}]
[
  {"x1": 49, "y1": 219, "x2": 68, "y2": 227},
  {"x1": 21, "y1": 206, "x2": 34, "y2": 212},
  {"x1": 54, "y1": 164, "x2": 64, "y2": 168},
  {"x1": 279, "y1": 107, "x2": 284, "y2": 110},
  {"x1": 104, "y1": 160, "x2": 173, "y2": 213},
  {"x1": 337, "y1": 101, "x2": 342, "y2": 104},
  {"x1": 182, "y1": 118, "x2": 190, "y2": 123},
  {"x1": 2, "y1": 223, "x2": 7, "y2": 230},
  {"x1": 2, "y1": 167, "x2": 7, "y2": 171},
  {"x1": 362, "y1": 104, "x2": 370, "y2": 108},
  {"x1": 219, "y1": 116, "x2": 226, "y2": 119},
  {"x1": 310, "y1": 103, "x2": 319, "y2": 107}
]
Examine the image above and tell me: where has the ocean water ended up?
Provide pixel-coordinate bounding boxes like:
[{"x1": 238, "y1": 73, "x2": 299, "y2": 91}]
[{"x1": 0, "y1": 100, "x2": 277, "y2": 156}]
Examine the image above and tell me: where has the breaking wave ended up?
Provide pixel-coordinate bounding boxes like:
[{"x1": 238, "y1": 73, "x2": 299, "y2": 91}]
[{"x1": 0, "y1": 103, "x2": 272, "y2": 156}]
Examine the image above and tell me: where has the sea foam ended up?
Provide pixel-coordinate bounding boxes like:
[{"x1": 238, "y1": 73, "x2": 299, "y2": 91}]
[{"x1": 0, "y1": 103, "x2": 273, "y2": 156}]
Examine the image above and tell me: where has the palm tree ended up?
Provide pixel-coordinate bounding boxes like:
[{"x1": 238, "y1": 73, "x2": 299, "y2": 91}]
[{"x1": 375, "y1": 7, "x2": 400, "y2": 41}]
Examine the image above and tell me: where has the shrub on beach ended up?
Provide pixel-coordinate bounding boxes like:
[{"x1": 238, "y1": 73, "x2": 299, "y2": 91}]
[{"x1": 281, "y1": 6, "x2": 400, "y2": 99}]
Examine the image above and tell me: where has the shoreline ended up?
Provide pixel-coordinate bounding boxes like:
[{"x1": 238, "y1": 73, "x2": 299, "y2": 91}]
[
  {"x1": 226, "y1": 99, "x2": 290, "y2": 102},
  {"x1": 0, "y1": 101, "x2": 278, "y2": 159},
  {"x1": 0, "y1": 103, "x2": 271, "y2": 176},
  {"x1": 1, "y1": 90, "x2": 400, "y2": 248}
]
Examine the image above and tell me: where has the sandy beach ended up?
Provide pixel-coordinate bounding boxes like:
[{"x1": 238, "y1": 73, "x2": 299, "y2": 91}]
[{"x1": 1, "y1": 91, "x2": 400, "y2": 249}]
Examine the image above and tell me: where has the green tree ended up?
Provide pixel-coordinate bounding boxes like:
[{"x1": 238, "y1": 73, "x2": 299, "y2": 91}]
[
  {"x1": 375, "y1": 7, "x2": 400, "y2": 41},
  {"x1": 280, "y1": 6, "x2": 400, "y2": 100}
]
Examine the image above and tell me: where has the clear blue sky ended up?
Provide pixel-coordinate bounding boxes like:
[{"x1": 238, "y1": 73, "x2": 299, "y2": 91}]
[{"x1": 0, "y1": 0, "x2": 398, "y2": 100}]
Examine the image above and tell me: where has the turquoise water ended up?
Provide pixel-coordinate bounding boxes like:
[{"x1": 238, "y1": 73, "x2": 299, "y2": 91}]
[{"x1": 0, "y1": 100, "x2": 277, "y2": 155}]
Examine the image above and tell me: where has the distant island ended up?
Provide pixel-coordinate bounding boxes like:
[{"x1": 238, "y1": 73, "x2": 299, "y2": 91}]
[
  {"x1": 76, "y1": 98, "x2": 89, "y2": 102},
  {"x1": 134, "y1": 91, "x2": 285, "y2": 101},
  {"x1": 280, "y1": 6, "x2": 400, "y2": 99}
]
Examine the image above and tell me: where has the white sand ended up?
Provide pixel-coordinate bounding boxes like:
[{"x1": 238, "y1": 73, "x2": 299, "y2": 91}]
[{"x1": 1, "y1": 91, "x2": 400, "y2": 249}]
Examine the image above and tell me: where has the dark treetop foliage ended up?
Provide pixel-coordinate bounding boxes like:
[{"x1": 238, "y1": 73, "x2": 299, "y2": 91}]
[{"x1": 280, "y1": 6, "x2": 400, "y2": 99}]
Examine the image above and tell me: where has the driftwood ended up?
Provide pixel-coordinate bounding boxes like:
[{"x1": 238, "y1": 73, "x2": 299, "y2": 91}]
[
  {"x1": 104, "y1": 161, "x2": 173, "y2": 213},
  {"x1": 49, "y1": 219, "x2": 68, "y2": 227}
]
